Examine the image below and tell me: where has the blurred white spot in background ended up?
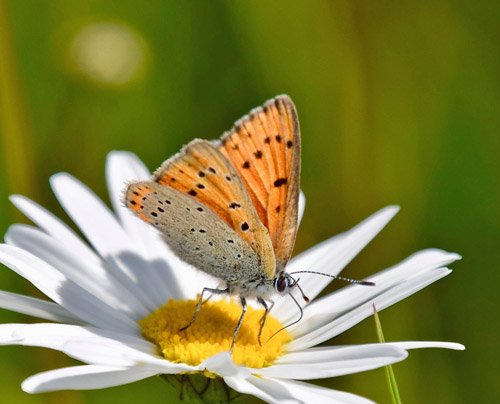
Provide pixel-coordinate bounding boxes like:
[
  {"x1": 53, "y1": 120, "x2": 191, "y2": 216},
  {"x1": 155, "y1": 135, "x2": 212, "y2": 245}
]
[{"x1": 66, "y1": 21, "x2": 148, "y2": 88}]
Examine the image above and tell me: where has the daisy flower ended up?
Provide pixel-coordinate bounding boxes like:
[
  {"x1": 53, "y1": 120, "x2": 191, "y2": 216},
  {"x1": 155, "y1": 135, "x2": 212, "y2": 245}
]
[{"x1": 0, "y1": 151, "x2": 464, "y2": 404}]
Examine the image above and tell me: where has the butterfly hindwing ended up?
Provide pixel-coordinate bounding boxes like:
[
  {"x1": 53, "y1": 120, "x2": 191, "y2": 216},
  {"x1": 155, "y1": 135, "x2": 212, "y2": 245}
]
[
  {"x1": 151, "y1": 139, "x2": 276, "y2": 278},
  {"x1": 217, "y1": 95, "x2": 300, "y2": 270},
  {"x1": 124, "y1": 181, "x2": 263, "y2": 282}
]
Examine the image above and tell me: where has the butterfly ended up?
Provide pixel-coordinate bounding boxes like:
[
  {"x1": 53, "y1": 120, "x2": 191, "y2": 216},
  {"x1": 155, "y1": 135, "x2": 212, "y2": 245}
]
[{"x1": 124, "y1": 95, "x2": 371, "y2": 351}]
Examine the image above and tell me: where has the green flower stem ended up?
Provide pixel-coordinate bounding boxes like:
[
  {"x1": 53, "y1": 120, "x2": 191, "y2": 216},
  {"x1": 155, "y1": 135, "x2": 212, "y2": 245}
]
[
  {"x1": 373, "y1": 304, "x2": 402, "y2": 404},
  {"x1": 160, "y1": 373, "x2": 244, "y2": 404}
]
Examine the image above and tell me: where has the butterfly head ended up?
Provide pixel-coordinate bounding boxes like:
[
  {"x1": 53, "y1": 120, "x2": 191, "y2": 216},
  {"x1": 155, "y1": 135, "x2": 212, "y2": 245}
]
[{"x1": 273, "y1": 272, "x2": 310, "y2": 303}]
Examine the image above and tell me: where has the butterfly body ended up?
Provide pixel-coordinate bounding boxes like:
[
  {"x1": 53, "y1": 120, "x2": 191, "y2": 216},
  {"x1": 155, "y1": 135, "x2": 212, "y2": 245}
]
[{"x1": 125, "y1": 95, "x2": 300, "y2": 348}]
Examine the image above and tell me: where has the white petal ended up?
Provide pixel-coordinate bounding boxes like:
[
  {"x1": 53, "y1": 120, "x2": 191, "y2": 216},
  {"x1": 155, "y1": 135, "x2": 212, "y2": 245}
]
[
  {"x1": 297, "y1": 190, "x2": 306, "y2": 228},
  {"x1": 6, "y1": 224, "x2": 149, "y2": 320},
  {"x1": 0, "y1": 323, "x2": 198, "y2": 373},
  {"x1": 224, "y1": 374, "x2": 297, "y2": 404},
  {"x1": 50, "y1": 173, "x2": 169, "y2": 309},
  {"x1": 226, "y1": 375, "x2": 376, "y2": 404},
  {"x1": 9, "y1": 195, "x2": 100, "y2": 265},
  {"x1": 0, "y1": 290, "x2": 85, "y2": 324},
  {"x1": 289, "y1": 249, "x2": 460, "y2": 340},
  {"x1": 0, "y1": 323, "x2": 151, "y2": 360},
  {"x1": 288, "y1": 267, "x2": 453, "y2": 351},
  {"x1": 255, "y1": 344, "x2": 407, "y2": 379},
  {"x1": 202, "y1": 352, "x2": 251, "y2": 379},
  {"x1": 274, "y1": 206, "x2": 399, "y2": 322},
  {"x1": 0, "y1": 244, "x2": 139, "y2": 332},
  {"x1": 105, "y1": 151, "x2": 214, "y2": 300},
  {"x1": 383, "y1": 341, "x2": 465, "y2": 351},
  {"x1": 261, "y1": 378, "x2": 377, "y2": 404},
  {"x1": 22, "y1": 365, "x2": 158, "y2": 393}
]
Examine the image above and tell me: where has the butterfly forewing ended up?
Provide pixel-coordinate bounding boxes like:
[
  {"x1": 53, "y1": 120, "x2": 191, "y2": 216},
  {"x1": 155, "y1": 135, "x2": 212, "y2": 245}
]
[
  {"x1": 217, "y1": 95, "x2": 300, "y2": 270},
  {"x1": 152, "y1": 139, "x2": 276, "y2": 278},
  {"x1": 124, "y1": 181, "x2": 264, "y2": 282}
]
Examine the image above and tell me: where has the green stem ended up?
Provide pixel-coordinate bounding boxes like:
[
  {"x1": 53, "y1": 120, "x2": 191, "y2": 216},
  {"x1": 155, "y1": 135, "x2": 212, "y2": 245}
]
[{"x1": 373, "y1": 304, "x2": 402, "y2": 404}]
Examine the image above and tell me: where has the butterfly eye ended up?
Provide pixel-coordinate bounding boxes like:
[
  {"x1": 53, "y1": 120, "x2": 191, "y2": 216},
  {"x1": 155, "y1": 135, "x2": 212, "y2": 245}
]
[{"x1": 275, "y1": 275, "x2": 291, "y2": 293}]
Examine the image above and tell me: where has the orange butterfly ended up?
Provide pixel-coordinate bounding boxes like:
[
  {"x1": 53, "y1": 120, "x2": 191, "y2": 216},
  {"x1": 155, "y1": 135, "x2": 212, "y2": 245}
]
[{"x1": 125, "y1": 95, "x2": 303, "y2": 350}]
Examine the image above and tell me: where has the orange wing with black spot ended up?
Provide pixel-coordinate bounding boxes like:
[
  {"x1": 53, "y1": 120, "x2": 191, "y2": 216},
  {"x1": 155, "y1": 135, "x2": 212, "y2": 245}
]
[
  {"x1": 152, "y1": 139, "x2": 276, "y2": 278},
  {"x1": 216, "y1": 95, "x2": 301, "y2": 270}
]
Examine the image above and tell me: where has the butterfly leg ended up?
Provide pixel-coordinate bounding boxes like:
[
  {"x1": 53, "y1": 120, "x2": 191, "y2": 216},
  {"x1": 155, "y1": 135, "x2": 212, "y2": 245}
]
[
  {"x1": 180, "y1": 287, "x2": 228, "y2": 332},
  {"x1": 257, "y1": 298, "x2": 274, "y2": 346},
  {"x1": 230, "y1": 297, "x2": 247, "y2": 353},
  {"x1": 201, "y1": 291, "x2": 216, "y2": 305}
]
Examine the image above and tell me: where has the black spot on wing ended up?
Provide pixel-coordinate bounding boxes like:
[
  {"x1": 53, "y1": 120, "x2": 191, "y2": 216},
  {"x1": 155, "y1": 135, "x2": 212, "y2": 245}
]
[{"x1": 274, "y1": 178, "x2": 288, "y2": 187}]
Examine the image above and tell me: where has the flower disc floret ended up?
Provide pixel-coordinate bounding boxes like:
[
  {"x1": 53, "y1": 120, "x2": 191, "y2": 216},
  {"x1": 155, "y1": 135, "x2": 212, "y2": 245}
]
[{"x1": 140, "y1": 298, "x2": 291, "y2": 368}]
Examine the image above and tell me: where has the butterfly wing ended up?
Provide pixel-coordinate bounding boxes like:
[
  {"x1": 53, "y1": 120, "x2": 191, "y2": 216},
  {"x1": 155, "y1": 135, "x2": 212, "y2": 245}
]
[
  {"x1": 151, "y1": 139, "x2": 276, "y2": 278},
  {"x1": 124, "y1": 181, "x2": 263, "y2": 283},
  {"x1": 216, "y1": 95, "x2": 300, "y2": 270}
]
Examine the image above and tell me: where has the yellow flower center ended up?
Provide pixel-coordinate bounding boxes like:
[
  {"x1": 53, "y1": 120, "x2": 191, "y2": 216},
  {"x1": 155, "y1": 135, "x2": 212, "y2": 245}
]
[{"x1": 139, "y1": 298, "x2": 292, "y2": 368}]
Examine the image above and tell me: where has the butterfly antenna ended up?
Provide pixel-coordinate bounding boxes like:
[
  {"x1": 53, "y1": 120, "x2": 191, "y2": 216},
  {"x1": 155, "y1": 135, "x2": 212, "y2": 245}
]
[
  {"x1": 288, "y1": 270, "x2": 375, "y2": 286},
  {"x1": 294, "y1": 280, "x2": 310, "y2": 302},
  {"x1": 267, "y1": 292, "x2": 304, "y2": 342}
]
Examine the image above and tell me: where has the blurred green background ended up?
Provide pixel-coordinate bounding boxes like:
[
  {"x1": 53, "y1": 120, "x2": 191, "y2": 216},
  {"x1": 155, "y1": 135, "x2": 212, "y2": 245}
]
[{"x1": 0, "y1": 1, "x2": 498, "y2": 403}]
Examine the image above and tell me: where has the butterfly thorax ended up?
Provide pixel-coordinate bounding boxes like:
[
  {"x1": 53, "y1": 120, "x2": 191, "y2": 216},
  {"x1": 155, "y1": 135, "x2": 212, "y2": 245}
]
[
  {"x1": 226, "y1": 270, "x2": 298, "y2": 300},
  {"x1": 226, "y1": 276, "x2": 276, "y2": 299}
]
